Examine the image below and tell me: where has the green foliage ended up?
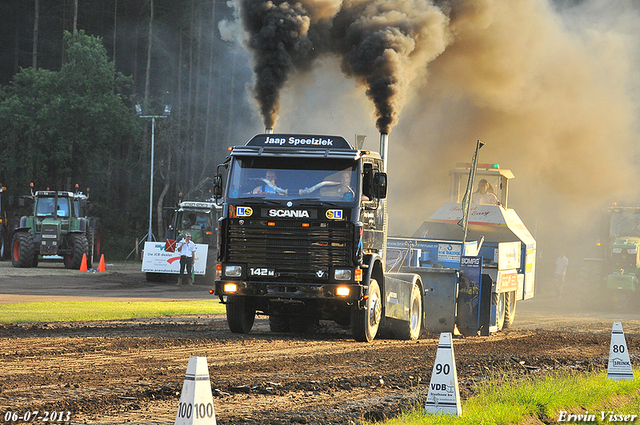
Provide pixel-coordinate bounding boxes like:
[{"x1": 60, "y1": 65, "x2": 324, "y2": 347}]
[
  {"x1": 0, "y1": 30, "x2": 142, "y2": 194},
  {"x1": 378, "y1": 369, "x2": 640, "y2": 425},
  {"x1": 0, "y1": 30, "x2": 146, "y2": 257}
]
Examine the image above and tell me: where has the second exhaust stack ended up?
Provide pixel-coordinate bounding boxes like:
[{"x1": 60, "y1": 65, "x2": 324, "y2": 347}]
[{"x1": 380, "y1": 133, "x2": 389, "y2": 173}]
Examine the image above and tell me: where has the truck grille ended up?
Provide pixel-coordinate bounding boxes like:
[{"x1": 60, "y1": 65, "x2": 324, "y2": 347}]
[{"x1": 227, "y1": 220, "x2": 353, "y2": 281}]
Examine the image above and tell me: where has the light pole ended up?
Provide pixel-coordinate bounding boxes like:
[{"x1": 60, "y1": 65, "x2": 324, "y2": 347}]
[{"x1": 136, "y1": 104, "x2": 171, "y2": 243}]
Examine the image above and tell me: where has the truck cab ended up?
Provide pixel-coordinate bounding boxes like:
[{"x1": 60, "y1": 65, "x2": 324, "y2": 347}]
[{"x1": 213, "y1": 133, "x2": 395, "y2": 341}]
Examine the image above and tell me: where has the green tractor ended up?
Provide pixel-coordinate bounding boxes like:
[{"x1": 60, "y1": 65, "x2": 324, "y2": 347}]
[
  {"x1": 12, "y1": 189, "x2": 92, "y2": 269},
  {"x1": 581, "y1": 206, "x2": 640, "y2": 308}
]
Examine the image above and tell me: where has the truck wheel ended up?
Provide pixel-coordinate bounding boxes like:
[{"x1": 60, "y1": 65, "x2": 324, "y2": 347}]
[
  {"x1": 351, "y1": 278, "x2": 382, "y2": 342},
  {"x1": 202, "y1": 250, "x2": 217, "y2": 285},
  {"x1": 226, "y1": 296, "x2": 255, "y2": 334},
  {"x1": 11, "y1": 232, "x2": 36, "y2": 268},
  {"x1": 393, "y1": 284, "x2": 422, "y2": 340},
  {"x1": 503, "y1": 291, "x2": 517, "y2": 328},
  {"x1": 64, "y1": 233, "x2": 89, "y2": 270},
  {"x1": 269, "y1": 316, "x2": 290, "y2": 333},
  {"x1": 493, "y1": 292, "x2": 506, "y2": 331}
]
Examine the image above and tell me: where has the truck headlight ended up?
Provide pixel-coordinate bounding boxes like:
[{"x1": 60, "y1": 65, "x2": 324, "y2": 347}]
[
  {"x1": 224, "y1": 265, "x2": 242, "y2": 277},
  {"x1": 334, "y1": 269, "x2": 352, "y2": 281},
  {"x1": 613, "y1": 248, "x2": 622, "y2": 254},
  {"x1": 223, "y1": 283, "x2": 238, "y2": 293},
  {"x1": 627, "y1": 248, "x2": 638, "y2": 254}
]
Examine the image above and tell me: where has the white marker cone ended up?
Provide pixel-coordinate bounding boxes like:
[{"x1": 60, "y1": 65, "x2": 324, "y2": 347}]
[
  {"x1": 424, "y1": 332, "x2": 462, "y2": 415},
  {"x1": 607, "y1": 322, "x2": 634, "y2": 381},
  {"x1": 175, "y1": 357, "x2": 217, "y2": 424}
]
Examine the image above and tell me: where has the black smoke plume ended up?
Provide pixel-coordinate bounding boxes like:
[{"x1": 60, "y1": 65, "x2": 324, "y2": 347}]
[{"x1": 237, "y1": 0, "x2": 449, "y2": 132}]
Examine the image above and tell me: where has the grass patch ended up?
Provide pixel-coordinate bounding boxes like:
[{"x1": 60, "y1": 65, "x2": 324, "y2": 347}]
[
  {"x1": 0, "y1": 300, "x2": 226, "y2": 323},
  {"x1": 378, "y1": 368, "x2": 640, "y2": 425}
]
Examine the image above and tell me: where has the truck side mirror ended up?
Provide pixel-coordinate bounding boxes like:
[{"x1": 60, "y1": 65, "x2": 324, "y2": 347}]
[
  {"x1": 213, "y1": 173, "x2": 223, "y2": 199},
  {"x1": 373, "y1": 172, "x2": 387, "y2": 199}
]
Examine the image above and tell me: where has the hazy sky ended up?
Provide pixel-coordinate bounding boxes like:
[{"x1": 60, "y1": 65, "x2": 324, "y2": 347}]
[{"x1": 225, "y1": 0, "x2": 640, "y2": 272}]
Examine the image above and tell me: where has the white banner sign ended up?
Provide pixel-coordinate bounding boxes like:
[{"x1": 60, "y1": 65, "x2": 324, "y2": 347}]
[{"x1": 141, "y1": 242, "x2": 209, "y2": 275}]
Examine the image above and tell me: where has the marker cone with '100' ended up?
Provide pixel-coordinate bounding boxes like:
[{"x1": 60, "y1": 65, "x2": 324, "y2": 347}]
[
  {"x1": 174, "y1": 357, "x2": 217, "y2": 424},
  {"x1": 425, "y1": 332, "x2": 462, "y2": 415},
  {"x1": 607, "y1": 322, "x2": 634, "y2": 381}
]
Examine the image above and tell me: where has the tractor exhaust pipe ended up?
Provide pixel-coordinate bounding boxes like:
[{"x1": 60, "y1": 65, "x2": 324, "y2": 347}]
[
  {"x1": 379, "y1": 133, "x2": 389, "y2": 173},
  {"x1": 265, "y1": 128, "x2": 274, "y2": 134}
]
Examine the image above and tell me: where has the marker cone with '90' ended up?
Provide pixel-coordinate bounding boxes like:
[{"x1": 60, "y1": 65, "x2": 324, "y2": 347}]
[{"x1": 425, "y1": 332, "x2": 461, "y2": 415}]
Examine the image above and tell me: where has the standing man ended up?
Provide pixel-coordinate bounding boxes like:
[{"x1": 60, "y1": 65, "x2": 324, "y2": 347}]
[
  {"x1": 176, "y1": 233, "x2": 196, "y2": 286},
  {"x1": 555, "y1": 252, "x2": 569, "y2": 298}
]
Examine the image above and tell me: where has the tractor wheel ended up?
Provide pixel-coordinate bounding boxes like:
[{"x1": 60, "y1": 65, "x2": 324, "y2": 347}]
[
  {"x1": 11, "y1": 232, "x2": 36, "y2": 268},
  {"x1": 269, "y1": 316, "x2": 290, "y2": 333},
  {"x1": 63, "y1": 233, "x2": 89, "y2": 270},
  {"x1": 90, "y1": 219, "x2": 103, "y2": 263},
  {"x1": 0, "y1": 228, "x2": 7, "y2": 261},
  {"x1": 579, "y1": 259, "x2": 606, "y2": 309},
  {"x1": 226, "y1": 296, "x2": 255, "y2": 334},
  {"x1": 85, "y1": 227, "x2": 94, "y2": 268},
  {"x1": 351, "y1": 278, "x2": 382, "y2": 342},
  {"x1": 503, "y1": 291, "x2": 517, "y2": 328},
  {"x1": 393, "y1": 284, "x2": 422, "y2": 340}
]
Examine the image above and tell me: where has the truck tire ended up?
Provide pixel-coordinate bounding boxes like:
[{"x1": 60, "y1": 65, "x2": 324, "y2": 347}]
[
  {"x1": 63, "y1": 233, "x2": 89, "y2": 270},
  {"x1": 226, "y1": 296, "x2": 255, "y2": 334},
  {"x1": 393, "y1": 284, "x2": 422, "y2": 340},
  {"x1": 269, "y1": 316, "x2": 290, "y2": 333},
  {"x1": 202, "y1": 250, "x2": 217, "y2": 285},
  {"x1": 11, "y1": 232, "x2": 36, "y2": 268},
  {"x1": 351, "y1": 278, "x2": 382, "y2": 342},
  {"x1": 503, "y1": 291, "x2": 517, "y2": 328},
  {"x1": 493, "y1": 292, "x2": 506, "y2": 331}
]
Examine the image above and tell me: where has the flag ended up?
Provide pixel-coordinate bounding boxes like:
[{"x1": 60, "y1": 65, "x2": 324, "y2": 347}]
[{"x1": 458, "y1": 140, "x2": 484, "y2": 244}]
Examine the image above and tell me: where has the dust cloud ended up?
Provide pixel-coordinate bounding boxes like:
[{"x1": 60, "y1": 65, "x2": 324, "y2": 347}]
[{"x1": 225, "y1": 0, "x2": 640, "y2": 282}]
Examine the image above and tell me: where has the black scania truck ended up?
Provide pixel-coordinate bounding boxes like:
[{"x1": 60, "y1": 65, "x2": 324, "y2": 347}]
[{"x1": 212, "y1": 133, "x2": 423, "y2": 342}]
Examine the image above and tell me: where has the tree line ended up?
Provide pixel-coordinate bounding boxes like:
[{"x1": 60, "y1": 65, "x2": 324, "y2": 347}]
[{"x1": 0, "y1": 0, "x2": 256, "y2": 258}]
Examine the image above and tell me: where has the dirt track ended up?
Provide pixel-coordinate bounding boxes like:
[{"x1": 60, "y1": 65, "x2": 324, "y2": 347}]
[{"x1": 0, "y1": 261, "x2": 639, "y2": 424}]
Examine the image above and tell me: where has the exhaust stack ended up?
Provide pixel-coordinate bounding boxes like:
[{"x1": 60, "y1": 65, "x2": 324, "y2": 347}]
[
  {"x1": 379, "y1": 133, "x2": 389, "y2": 173},
  {"x1": 265, "y1": 128, "x2": 274, "y2": 134}
]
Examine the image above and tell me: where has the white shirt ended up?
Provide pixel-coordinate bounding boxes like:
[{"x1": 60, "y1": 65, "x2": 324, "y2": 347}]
[{"x1": 177, "y1": 238, "x2": 196, "y2": 257}]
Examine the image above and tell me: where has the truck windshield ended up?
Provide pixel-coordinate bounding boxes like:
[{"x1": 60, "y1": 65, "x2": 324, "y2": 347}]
[{"x1": 227, "y1": 157, "x2": 359, "y2": 203}]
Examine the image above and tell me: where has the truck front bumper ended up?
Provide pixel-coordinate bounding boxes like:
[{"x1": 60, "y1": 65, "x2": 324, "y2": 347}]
[{"x1": 214, "y1": 280, "x2": 363, "y2": 301}]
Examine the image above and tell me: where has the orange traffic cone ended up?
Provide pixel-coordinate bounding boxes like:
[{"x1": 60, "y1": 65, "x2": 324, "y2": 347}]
[
  {"x1": 98, "y1": 254, "x2": 106, "y2": 272},
  {"x1": 80, "y1": 253, "x2": 88, "y2": 271}
]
